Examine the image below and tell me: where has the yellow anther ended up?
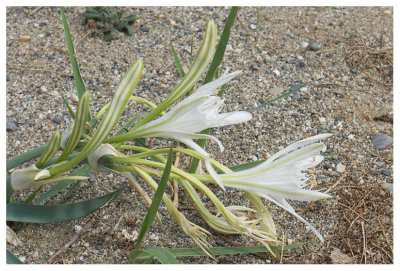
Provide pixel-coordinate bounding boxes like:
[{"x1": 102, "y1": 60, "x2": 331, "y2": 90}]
[{"x1": 308, "y1": 167, "x2": 317, "y2": 186}]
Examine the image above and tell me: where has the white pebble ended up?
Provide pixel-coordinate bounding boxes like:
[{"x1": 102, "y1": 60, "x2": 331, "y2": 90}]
[
  {"x1": 336, "y1": 163, "x2": 346, "y2": 173},
  {"x1": 300, "y1": 41, "x2": 309, "y2": 49},
  {"x1": 75, "y1": 225, "x2": 83, "y2": 234},
  {"x1": 273, "y1": 69, "x2": 280, "y2": 76},
  {"x1": 319, "y1": 117, "x2": 326, "y2": 123}
]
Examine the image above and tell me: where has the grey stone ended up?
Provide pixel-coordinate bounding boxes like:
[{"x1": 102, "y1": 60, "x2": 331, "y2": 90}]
[
  {"x1": 371, "y1": 134, "x2": 393, "y2": 149},
  {"x1": 381, "y1": 170, "x2": 391, "y2": 176},
  {"x1": 309, "y1": 42, "x2": 322, "y2": 51},
  {"x1": 291, "y1": 93, "x2": 300, "y2": 101},
  {"x1": 6, "y1": 121, "x2": 17, "y2": 131}
]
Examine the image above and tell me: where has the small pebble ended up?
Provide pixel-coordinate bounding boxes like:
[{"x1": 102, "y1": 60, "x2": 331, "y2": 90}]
[
  {"x1": 371, "y1": 134, "x2": 393, "y2": 149},
  {"x1": 319, "y1": 117, "x2": 326, "y2": 123},
  {"x1": 381, "y1": 170, "x2": 391, "y2": 176},
  {"x1": 74, "y1": 225, "x2": 83, "y2": 234},
  {"x1": 273, "y1": 69, "x2": 280, "y2": 76},
  {"x1": 6, "y1": 121, "x2": 18, "y2": 132},
  {"x1": 250, "y1": 23, "x2": 257, "y2": 30},
  {"x1": 19, "y1": 35, "x2": 31, "y2": 42},
  {"x1": 169, "y1": 19, "x2": 177, "y2": 27},
  {"x1": 291, "y1": 92, "x2": 300, "y2": 101},
  {"x1": 38, "y1": 86, "x2": 47, "y2": 94},
  {"x1": 256, "y1": 55, "x2": 263, "y2": 64},
  {"x1": 251, "y1": 64, "x2": 259, "y2": 70},
  {"x1": 299, "y1": 60, "x2": 305, "y2": 68},
  {"x1": 336, "y1": 163, "x2": 346, "y2": 173},
  {"x1": 309, "y1": 42, "x2": 322, "y2": 51},
  {"x1": 139, "y1": 25, "x2": 149, "y2": 32},
  {"x1": 269, "y1": 87, "x2": 284, "y2": 97},
  {"x1": 300, "y1": 41, "x2": 309, "y2": 49},
  {"x1": 71, "y1": 94, "x2": 79, "y2": 104}
]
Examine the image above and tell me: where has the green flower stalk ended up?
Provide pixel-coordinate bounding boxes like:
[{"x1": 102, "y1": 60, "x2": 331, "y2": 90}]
[
  {"x1": 10, "y1": 164, "x2": 87, "y2": 191},
  {"x1": 56, "y1": 91, "x2": 90, "y2": 163}
]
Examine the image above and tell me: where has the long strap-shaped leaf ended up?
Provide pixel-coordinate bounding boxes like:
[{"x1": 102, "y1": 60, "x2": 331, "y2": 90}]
[
  {"x1": 6, "y1": 184, "x2": 125, "y2": 223},
  {"x1": 60, "y1": 7, "x2": 87, "y2": 101},
  {"x1": 133, "y1": 146, "x2": 174, "y2": 251},
  {"x1": 130, "y1": 243, "x2": 306, "y2": 263},
  {"x1": 48, "y1": 59, "x2": 143, "y2": 177}
]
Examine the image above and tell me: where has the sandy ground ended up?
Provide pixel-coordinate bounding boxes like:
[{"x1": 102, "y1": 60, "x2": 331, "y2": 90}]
[{"x1": 6, "y1": 6, "x2": 393, "y2": 264}]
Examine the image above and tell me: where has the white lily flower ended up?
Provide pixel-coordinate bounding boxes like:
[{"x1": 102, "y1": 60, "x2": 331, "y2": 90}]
[
  {"x1": 219, "y1": 134, "x2": 333, "y2": 241},
  {"x1": 131, "y1": 71, "x2": 252, "y2": 189}
]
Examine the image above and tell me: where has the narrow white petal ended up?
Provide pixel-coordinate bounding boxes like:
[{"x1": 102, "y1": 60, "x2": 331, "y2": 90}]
[
  {"x1": 177, "y1": 138, "x2": 225, "y2": 190},
  {"x1": 268, "y1": 134, "x2": 332, "y2": 163},
  {"x1": 191, "y1": 70, "x2": 242, "y2": 99},
  {"x1": 255, "y1": 193, "x2": 324, "y2": 242},
  {"x1": 215, "y1": 111, "x2": 252, "y2": 127}
]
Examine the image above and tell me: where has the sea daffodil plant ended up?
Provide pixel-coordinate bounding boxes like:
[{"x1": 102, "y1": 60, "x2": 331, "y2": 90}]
[{"x1": 8, "y1": 13, "x2": 332, "y2": 257}]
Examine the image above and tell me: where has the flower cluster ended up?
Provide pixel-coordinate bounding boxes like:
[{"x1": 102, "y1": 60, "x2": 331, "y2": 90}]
[{"x1": 9, "y1": 19, "x2": 332, "y2": 254}]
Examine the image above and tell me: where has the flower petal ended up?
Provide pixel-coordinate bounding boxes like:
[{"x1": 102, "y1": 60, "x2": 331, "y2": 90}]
[{"x1": 255, "y1": 193, "x2": 325, "y2": 242}]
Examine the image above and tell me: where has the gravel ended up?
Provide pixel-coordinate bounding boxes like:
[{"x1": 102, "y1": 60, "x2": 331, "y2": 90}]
[{"x1": 6, "y1": 6, "x2": 393, "y2": 264}]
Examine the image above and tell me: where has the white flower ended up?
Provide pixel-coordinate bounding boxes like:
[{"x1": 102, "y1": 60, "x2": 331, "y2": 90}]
[
  {"x1": 132, "y1": 71, "x2": 252, "y2": 189},
  {"x1": 219, "y1": 134, "x2": 332, "y2": 241}
]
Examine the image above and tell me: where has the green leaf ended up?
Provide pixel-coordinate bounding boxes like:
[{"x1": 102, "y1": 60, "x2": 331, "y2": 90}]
[
  {"x1": 189, "y1": 7, "x2": 238, "y2": 174},
  {"x1": 133, "y1": 146, "x2": 174, "y2": 250},
  {"x1": 203, "y1": 7, "x2": 238, "y2": 85},
  {"x1": 170, "y1": 42, "x2": 185, "y2": 78},
  {"x1": 229, "y1": 160, "x2": 265, "y2": 172},
  {"x1": 7, "y1": 184, "x2": 125, "y2": 223},
  {"x1": 246, "y1": 83, "x2": 306, "y2": 113},
  {"x1": 7, "y1": 144, "x2": 46, "y2": 171},
  {"x1": 144, "y1": 247, "x2": 180, "y2": 264},
  {"x1": 6, "y1": 249, "x2": 23, "y2": 264},
  {"x1": 134, "y1": 243, "x2": 305, "y2": 261},
  {"x1": 128, "y1": 249, "x2": 154, "y2": 264},
  {"x1": 60, "y1": 7, "x2": 87, "y2": 102},
  {"x1": 35, "y1": 164, "x2": 92, "y2": 204},
  {"x1": 60, "y1": 92, "x2": 76, "y2": 119}
]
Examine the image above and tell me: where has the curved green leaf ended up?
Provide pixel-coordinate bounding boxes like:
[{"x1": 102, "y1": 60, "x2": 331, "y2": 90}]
[
  {"x1": 7, "y1": 144, "x2": 46, "y2": 171},
  {"x1": 60, "y1": 7, "x2": 87, "y2": 101},
  {"x1": 134, "y1": 146, "x2": 174, "y2": 250},
  {"x1": 7, "y1": 249, "x2": 23, "y2": 264},
  {"x1": 6, "y1": 184, "x2": 126, "y2": 223}
]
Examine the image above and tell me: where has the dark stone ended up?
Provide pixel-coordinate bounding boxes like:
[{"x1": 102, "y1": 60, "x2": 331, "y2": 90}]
[
  {"x1": 33, "y1": 51, "x2": 39, "y2": 57},
  {"x1": 39, "y1": 22, "x2": 48, "y2": 27},
  {"x1": 251, "y1": 64, "x2": 259, "y2": 70},
  {"x1": 309, "y1": 42, "x2": 322, "y2": 51},
  {"x1": 299, "y1": 60, "x2": 305, "y2": 68},
  {"x1": 323, "y1": 163, "x2": 331, "y2": 170},
  {"x1": 6, "y1": 121, "x2": 17, "y2": 131},
  {"x1": 92, "y1": 85, "x2": 99, "y2": 91},
  {"x1": 139, "y1": 25, "x2": 149, "y2": 32},
  {"x1": 6, "y1": 75, "x2": 10, "y2": 82},
  {"x1": 371, "y1": 134, "x2": 393, "y2": 150},
  {"x1": 48, "y1": 55, "x2": 54, "y2": 61},
  {"x1": 381, "y1": 170, "x2": 391, "y2": 176}
]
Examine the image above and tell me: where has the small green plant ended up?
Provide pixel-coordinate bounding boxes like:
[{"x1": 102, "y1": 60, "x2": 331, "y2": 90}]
[{"x1": 84, "y1": 6, "x2": 139, "y2": 42}]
